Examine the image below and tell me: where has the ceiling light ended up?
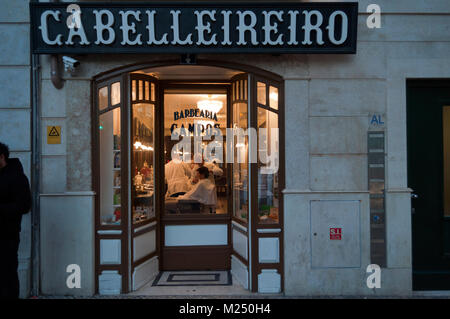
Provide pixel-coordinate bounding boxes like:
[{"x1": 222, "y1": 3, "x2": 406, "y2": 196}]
[{"x1": 197, "y1": 99, "x2": 223, "y2": 113}]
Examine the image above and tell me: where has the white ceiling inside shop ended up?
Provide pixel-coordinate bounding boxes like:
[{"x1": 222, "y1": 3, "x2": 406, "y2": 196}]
[{"x1": 138, "y1": 65, "x2": 242, "y2": 80}]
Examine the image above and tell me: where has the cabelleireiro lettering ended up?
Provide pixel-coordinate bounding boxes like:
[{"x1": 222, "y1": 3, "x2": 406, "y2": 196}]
[{"x1": 38, "y1": 8, "x2": 350, "y2": 47}]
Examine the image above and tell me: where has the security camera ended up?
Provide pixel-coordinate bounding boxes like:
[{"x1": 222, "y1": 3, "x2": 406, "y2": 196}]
[{"x1": 62, "y1": 56, "x2": 80, "y2": 73}]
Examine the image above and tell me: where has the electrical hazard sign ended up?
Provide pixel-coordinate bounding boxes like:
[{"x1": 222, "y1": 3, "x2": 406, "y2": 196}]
[
  {"x1": 47, "y1": 126, "x2": 61, "y2": 144},
  {"x1": 330, "y1": 228, "x2": 342, "y2": 240}
]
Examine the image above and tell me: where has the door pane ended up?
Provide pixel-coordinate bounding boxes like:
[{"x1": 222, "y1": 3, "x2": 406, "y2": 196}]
[
  {"x1": 269, "y1": 86, "x2": 278, "y2": 110},
  {"x1": 257, "y1": 108, "x2": 279, "y2": 224},
  {"x1": 257, "y1": 82, "x2": 266, "y2": 106},
  {"x1": 151, "y1": 83, "x2": 155, "y2": 101},
  {"x1": 99, "y1": 86, "x2": 108, "y2": 110},
  {"x1": 243, "y1": 80, "x2": 248, "y2": 100},
  {"x1": 111, "y1": 82, "x2": 121, "y2": 106},
  {"x1": 132, "y1": 103, "x2": 155, "y2": 223},
  {"x1": 145, "y1": 81, "x2": 150, "y2": 101},
  {"x1": 163, "y1": 91, "x2": 227, "y2": 215},
  {"x1": 233, "y1": 102, "x2": 249, "y2": 222},
  {"x1": 99, "y1": 107, "x2": 121, "y2": 225},
  {"x1": 132, "y1": 80, "x2": 137, "y2": 101},
  {"x1": 139, "y1": 80, "x2": 144, "y2": 101}
]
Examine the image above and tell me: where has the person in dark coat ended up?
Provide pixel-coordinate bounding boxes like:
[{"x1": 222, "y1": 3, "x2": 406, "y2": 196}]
[{"x1": 0, "y1": 142, "x2": 31, "y2": 299}]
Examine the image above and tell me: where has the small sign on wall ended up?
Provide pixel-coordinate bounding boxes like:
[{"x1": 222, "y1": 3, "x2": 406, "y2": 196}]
[
  {"x1": 369, "y1": 113, "x2": 385, "y2": 129},
  {"x1": 330, "y1": 228, "x2": 342, "y2": 240},
  {"x1": 47, "y1": 126, "x2": 61, "y2": 144}
]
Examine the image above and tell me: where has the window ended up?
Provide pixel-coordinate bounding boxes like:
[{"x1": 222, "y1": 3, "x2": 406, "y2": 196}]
[
  {"x1": 163, "y1": 89, "x2": 228, "y2": 215},
  {"x1": 99, "y1": 107, "x2": 121, "y2": 225},
  {"x1": 233, "y1": 102, "x2": 249, "y2": 222},
  {"x1": 131, "y1": 103, "x2": 155, "y2": 224},
  {"x1": 257, "y1": 107, "x2": 279, "y2": 224}
]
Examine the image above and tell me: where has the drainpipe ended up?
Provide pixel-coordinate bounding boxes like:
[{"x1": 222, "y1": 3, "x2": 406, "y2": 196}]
[
  {"x1": 31, "y1": 53, "x2": 41, "y2": 298},
  {"x1": 50, "y1": 0, "x2": 64, "y2": 89},
  {"x1": 51, "y1": 55, "x2": 64, "y2": 89}
]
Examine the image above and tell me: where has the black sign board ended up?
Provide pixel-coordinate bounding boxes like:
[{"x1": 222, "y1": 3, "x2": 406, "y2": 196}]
[{"x1": 30, "y1": 2, "x2": 358, "y2": 54}]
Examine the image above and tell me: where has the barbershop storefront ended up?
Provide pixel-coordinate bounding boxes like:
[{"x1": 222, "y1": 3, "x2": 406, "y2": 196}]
[{"x1": 17, "y1": 1, "x2": 450, "y2": 296}]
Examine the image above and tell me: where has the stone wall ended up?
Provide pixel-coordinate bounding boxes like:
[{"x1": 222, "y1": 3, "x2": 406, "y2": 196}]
[
  {"x1": 34, "y1": 0, "x2": 450, "y2": 296},
  {"x1": 0, "y1": 0, "x2": 32, "y2": 298}
]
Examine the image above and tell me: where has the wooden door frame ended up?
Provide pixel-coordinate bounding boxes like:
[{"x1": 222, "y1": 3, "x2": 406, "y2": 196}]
[
  {"x1": 92, "y1": 73, "x2": 130, "y2": 294},
  {"x1": 92, "y1": 60, "x2": 285, "y2": 294},
  {"x1": 158, "y1": 81, "x2": 232, "y2": 271},
  {"x1": 249, "y1": 74, "x2": 285, "y2": 293}
]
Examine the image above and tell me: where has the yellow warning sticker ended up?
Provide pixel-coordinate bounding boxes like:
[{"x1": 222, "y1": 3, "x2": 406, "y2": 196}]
[{"x1": 47, "y1": 126, "x2": 61, "y2": 144}]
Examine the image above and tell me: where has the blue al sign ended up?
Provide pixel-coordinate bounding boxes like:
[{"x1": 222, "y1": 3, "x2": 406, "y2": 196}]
[{"x1": 370, "y1": 114, "x2": 385, "y2": 126}]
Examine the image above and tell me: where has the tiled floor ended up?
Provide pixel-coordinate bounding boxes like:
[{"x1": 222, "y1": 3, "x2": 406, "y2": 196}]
[{"x1": 129, "y1": 273, "x2": 260, "y2": 297}]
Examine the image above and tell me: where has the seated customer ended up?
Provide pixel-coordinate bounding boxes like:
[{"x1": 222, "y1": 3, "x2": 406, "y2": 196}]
[{"x1": 179, "y1": 166, "x2": 217, "y2": 206}]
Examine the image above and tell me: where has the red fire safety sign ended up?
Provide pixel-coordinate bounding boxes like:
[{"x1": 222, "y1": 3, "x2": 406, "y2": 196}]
[{"x1": 330, "y1": 228, "x2": 342, "y2": 240}]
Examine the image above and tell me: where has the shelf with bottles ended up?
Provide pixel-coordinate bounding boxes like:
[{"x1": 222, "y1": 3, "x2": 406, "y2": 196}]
[
  {"x1": 113, "y1": 189, "x2": 121, "y2": 206},
  {"x1": 133, "y1": 205, "x2": 155, "y2": 223},
  {"x1": 113, "y1": 170, "x2": 121, "y2": 187},
  {"x1": 113, "y1": 149, "x2": 121, "y2": 170}
]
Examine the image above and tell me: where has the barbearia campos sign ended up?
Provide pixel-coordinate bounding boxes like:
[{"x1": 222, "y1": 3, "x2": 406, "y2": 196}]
[{"x1": 30, "y1": 2, "x2": 358, "y2": 54}]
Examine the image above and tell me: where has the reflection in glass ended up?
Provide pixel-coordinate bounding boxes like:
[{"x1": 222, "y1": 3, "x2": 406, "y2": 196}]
[
  {"x1": 257, "y1": 82, "x2": 266, "y2": 105},
  {"x1": 257, "y1": 108, "x2": 279, "y2": 224},
  {"x1": 132, "y1": 103, "x2": 155, "y2": 224},
  {"x1": 99, "y1": 107, "x2": 121, "y2": 225},
  {"x1": 99, "y1": 86, "x2": 108, "y2": 110},
  {"x1": 111, "y1": 82, "x2": 121, "y2": 106}
]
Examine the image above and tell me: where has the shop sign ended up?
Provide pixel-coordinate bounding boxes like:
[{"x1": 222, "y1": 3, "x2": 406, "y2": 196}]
[
  {"x1": 30, "y1": 2, "x2": 358, "y2": 54},
  {"x1": 170, "y1": 108, "x2": 221, "y2": 135}
]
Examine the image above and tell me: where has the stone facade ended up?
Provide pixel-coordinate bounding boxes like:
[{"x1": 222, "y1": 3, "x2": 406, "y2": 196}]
[
  {"x1": 1, "y1": 0, "x2": 449, "y2": 297},
  {"x1": 0, "y1": 0, "x2": 32, "y2": 298}
]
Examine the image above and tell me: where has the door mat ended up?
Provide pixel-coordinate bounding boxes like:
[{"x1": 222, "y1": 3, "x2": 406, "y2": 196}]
[{"x1": 152, "y1": 270, "x2": 232, "y2": 286}]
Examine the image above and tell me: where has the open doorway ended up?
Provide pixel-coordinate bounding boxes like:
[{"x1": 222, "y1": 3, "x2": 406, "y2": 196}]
[
  {"x1": 407, "y1": 80, "x2": 450, "y2": 290},
  {"x1": 94, "y1": 63, "x2": 284, "y2": 295}
]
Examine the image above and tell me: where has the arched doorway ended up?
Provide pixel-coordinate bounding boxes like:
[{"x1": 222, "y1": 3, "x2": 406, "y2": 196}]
[{"x1": 92, "y1": 61, "x2": 285, "y2": 294}]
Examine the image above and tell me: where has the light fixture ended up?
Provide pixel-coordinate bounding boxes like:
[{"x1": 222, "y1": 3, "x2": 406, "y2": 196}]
[
  {"x1": 270, "y1": 91, "x2": 278, "y2": 102},
  {"x1": 197, "y1": 97, "x2": 223, "y2": 114},
  {"x1": 134, "y1": 140, "x2": 153, "y2": 151}
]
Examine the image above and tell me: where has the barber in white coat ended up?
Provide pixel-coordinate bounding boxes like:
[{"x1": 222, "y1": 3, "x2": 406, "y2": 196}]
[{"x1": 165, "y1": 158, "x2": 192, "y2": 197}]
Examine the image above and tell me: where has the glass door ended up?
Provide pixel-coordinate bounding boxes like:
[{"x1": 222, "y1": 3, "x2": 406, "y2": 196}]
[
  {"x1": 129, "y1": 74, "x2": 160, "y2": 291},
  {"x1": 250, "y1": 75, "x2": 284, "y2": 293},
  {"x1": 95, "y1": 75, "x2": 129, "y2": 294},
  {"x1": 230, "y1": 74, "x2": 251, "y2": 289}
]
